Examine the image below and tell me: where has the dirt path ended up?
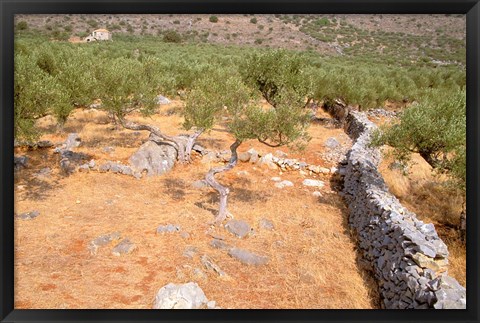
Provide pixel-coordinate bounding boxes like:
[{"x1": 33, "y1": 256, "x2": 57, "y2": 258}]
[{"x1": 14, "y1": 106, "x2": 379, "y2": 309}]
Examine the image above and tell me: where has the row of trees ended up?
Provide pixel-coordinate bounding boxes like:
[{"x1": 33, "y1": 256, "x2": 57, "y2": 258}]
[{"x1": 14, "y1": 34, "x2": 466, "y2": 224}]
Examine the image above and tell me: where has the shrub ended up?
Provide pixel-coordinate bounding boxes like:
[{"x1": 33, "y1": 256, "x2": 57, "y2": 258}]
[
  {"x1": 250, "y1": 17, "x2": 257, "y2": 24},
  {"x1": 87, "y1": 19, "x2": 98, "y2": 28},
  {"x1": 163, "y1": 30, "x2": 182, "y2": 43},
  {"x1": 209, "y1": 16, "x2": 218, "y2": 23},
  {"x1": 16, "y1": 21, "x2": 28, "y2": 31}
]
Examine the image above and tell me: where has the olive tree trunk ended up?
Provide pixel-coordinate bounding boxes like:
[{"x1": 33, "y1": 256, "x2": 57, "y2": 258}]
[
  {"x1": 119, "y1": 117, "x2": 202, "y2": 163},
  {"x1": 205, "y1": 139, "x2": 242, "y2": 225}
]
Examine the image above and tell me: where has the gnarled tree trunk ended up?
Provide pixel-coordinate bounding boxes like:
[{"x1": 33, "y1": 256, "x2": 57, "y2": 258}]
[
  {"x1": 119, "y1": 117, "x2": 201, "y2": 163},
  {"x1": 205, "y1": 139, "x2": 242, "y2": 225}
]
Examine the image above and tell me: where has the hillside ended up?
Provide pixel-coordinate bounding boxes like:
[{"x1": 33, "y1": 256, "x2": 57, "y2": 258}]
[{"x1": 15, "y1": 13, "x2": 466, "y2": 65}]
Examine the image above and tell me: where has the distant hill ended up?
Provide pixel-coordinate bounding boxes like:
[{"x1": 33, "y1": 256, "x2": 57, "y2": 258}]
[{"x1": 15, "y1": 14, "x2": 466, "y2": 65}]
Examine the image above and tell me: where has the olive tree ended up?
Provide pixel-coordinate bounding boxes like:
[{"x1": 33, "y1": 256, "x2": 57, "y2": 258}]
[
  {"x1": 371, "y1": 89, "x2": 466, "y2": 238},
  {"x1": 188, "y1": 52, "x2": 311, "y2": 225},
  {"x1": 95, "y1": 55, "x2": 205, "y2": 163}
]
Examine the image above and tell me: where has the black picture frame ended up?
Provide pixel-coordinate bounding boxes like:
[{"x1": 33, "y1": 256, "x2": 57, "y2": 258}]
[{"x1": 1, "y1": 1, "x2": 479, "y2": 322}]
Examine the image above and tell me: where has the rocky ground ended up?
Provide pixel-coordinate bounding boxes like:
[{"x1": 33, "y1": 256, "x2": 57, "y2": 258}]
[{"x1": 14, "y1": 102, "x2": 379, "y2": 309}]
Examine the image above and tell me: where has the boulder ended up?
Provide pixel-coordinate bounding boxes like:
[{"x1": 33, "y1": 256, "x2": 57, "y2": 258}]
[
  {"x1": 129, "y1": 140, "x2": 177, "y2": 176},
  {"x1": 153, "y1": 282, "x2": 209, "y2": 309},
  {"x1": 238, "y1": 152, "x2": 251, "y2": 162}
]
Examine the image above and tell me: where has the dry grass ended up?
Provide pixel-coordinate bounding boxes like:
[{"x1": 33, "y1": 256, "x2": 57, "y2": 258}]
[
  {"x1": 378, "y1": 149, "x2": 466, "y2": 287},
  {"x1": 14, "y1": 106, "x2": 377, "y2": 309}
]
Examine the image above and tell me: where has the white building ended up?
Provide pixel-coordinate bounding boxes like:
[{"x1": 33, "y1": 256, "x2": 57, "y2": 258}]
[{"x1": 84, "y1": 29, "x2": 112, "y2": 42}]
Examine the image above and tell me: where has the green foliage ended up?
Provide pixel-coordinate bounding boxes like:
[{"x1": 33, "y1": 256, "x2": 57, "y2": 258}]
[
  {"x1": 250, "y1": 17, "x2": 257, "y2": 24},
  {"x1": 209, "y1": 16, "x2": 218, "y2": 23},
  {"x1": 87, "y1": 19, "x2": 99, "y2": 28},
  {"x1": 240, "y1": 50, "x2": 313, "y2": 108},
  {"x1": 163, "y1": 30, "x2": 182, "y2": 43},
  {"x1": 371, "y1": 89, "x2": 466, "y2": 191}
]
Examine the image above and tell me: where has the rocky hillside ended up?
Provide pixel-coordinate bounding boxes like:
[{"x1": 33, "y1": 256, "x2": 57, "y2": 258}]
[{"x1": 16, "y1": 14, "x2": 466, "y2": 64}]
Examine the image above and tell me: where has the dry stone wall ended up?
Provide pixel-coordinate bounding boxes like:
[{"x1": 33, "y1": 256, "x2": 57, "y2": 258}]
[{"x1": 342, "y1": 111, "x2": 466, "y2": 309}]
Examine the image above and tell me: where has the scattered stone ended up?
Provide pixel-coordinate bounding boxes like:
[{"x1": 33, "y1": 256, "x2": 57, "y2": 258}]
[
  {"x1": 225, "y1": 219, "x2": 251, "y2": 238},
  {"x1": 201, "y1": 254, "x2": 227, "y2": 277},
  {"x1": 88, "y1": 232, "x2": 121, "y2": 255},
  {"x1": 236, "y1": 170, "x2": 249, "y2": 176},
  {"x1": 112, "y1": 238, "x2": 136, "y2": 256},
  {"x1": 209, "y1": 239, "x2": 232, "y2": 250},
  {"x1": 206, "y1": 300, "x2": 216, "y2": 309},
  {"x1": 257, "y1": 153, "x2": 277, "y2": 170},
  {"x1": 152, "y1": 282, "x2": 209, "y2": 309},
  {"x1": 270, "y1": 177, "x2": 282, "y2": 182},
  {"x1": 302, "y1": 179, "x2": 325, "y2": 188},
  {"x1": 156, "y1": 224, "x2": 181, "y2": 234},
  {"x1": 275, "y1": 180, "x2": 294, "y2": 189},
  {"x1": 259, "y1": 218, "x2": 275, "y2": 231},
  {"x1": 274, "y1": 150, "x2": 288, "y2": 158},
  {"x1": 16, "y1": 210, "x2": 40, "y2": 220},
  {"x1": 129, "y1": 140, "x2": 177, "y2": 176},
  {"x1": 99, "y1": 163, "x2": 111, "y2": 173},
  {"x1": 248, "y1": 148, "x2": 259, "y2": 164},
  {"x1": 411, "y1": 253, "x2": 440, "y2": 271},
  {"x1": 180, "y1": 232, "x2": 191, "y2": 239},
  {"x1": 228, "y1": 248, "x2": 269, "y2": 266},
  {"x1": 78, "y1": 164, "x2": 90, "y2": 172},
  {"x1": 312, "y1": 191, "x2": 322, "y2": 197},
  {"x1": 64, "y1": 133, "x2": 81, "y2": 150},
  {"x1": 156, "y1": 95, "x2": 171, "y2": 105},
  {"x1": 238, "y1": 152, "x2": 251, "y2": 162}
]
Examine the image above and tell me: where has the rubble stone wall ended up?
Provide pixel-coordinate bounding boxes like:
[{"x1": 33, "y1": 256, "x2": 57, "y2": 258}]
[{"x1": 342, "y1": 111, "x2": 466, "y2": 309}]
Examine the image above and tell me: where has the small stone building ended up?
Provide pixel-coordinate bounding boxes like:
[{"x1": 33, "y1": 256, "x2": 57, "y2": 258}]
[{"x1": 84, "y1": 29, "x2": 112, "y2": 42}]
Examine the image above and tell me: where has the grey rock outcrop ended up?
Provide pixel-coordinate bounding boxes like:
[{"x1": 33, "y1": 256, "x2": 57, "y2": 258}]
[{"x1": 129, "y1": 140, "x2": 177, "y2": 176}]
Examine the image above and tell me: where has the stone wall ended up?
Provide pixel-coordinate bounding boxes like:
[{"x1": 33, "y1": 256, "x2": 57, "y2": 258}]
[{"x1": 342, "y1": 111, "x2": 466, "y2": 309}]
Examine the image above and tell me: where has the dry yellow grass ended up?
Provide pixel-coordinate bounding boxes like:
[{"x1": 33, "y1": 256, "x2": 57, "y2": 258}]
[{"x1": 14, "y1": 106, "x2": 377, "y2": 309}]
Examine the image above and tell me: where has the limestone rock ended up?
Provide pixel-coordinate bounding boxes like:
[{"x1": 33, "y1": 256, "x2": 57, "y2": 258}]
[
  {"x1": 16, "y1": 210, "x2": 40, "y2": 220},
  {"x1": 275, "y1": 180, "x2": 293, "y2": 189},
  {"x1": 225, "y1": 219, "x2": 251, "y2": 238},
  {"x1": 112, "y1": 238, "x2": 136, "y2": 256},
  {"x1": 152, "y1": 282, "x2": 209, "y2": 309},
  {"x1": 302, "y1": 179, "x2": 325, "y2": 188},
  {"x1": 228, "y1": 248, "x2": 269, "y2": 266},
  {"x1": 129, "y1": 140, "x2": 177, "y2": 176}
]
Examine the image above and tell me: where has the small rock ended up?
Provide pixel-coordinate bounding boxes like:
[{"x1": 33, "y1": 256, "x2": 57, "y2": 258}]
[
  {"x1": 274, "y1": 150, "x2": 288, "y2": 158},
  {"x1": 238, "y1": 152, "x2": 251, "y2": 162},
  {"x1": 99, "y1": 163, "x2": 111, "y2": 173},
  {"x1": 270, "y1": 177, "x2": 282, "y2": 182},
  {"x1": 209, "y1": 239, "x2": 232, "y2": 250},
  {"x1": 152, "y1": 282, "x2": 209, "y2": 309},
  {"x1": 275, "y1": 180, "x2": 294, "y2": 189},
  {"x1": 112, "y1": 238, "x2": 136, "y2": 256},
  {"x1": 257, "y1": 153, "x2": 277, "y2": 170},
  {"x1": 16, "y1": 210, "x2": 40, "y2": 220},
  {"x1": 228, "y1": 248, "x2": 269, "y2": 266},
  {"x1": 88, "y1": 232, "x2": 122, "y2": 255},
  {"x1": 192, "y1": 180, "x2": 208, "y2": 189},
  {"x1": 65, "y1": 133, "x2": 81, "y2": 150},
  {"x1": 14, "y1": 156, "x2": 28, "y2": 169},
  {"x1": 302, "y1": 179, "x2": 325, "y2": 188},
  {"x1": 156, "y1": 95, "x2": 171, "y2": 105},
  {"x1": 259, "y1": 218, "x2": 275, "y2": 230},
  {"x1": 225, "y1": 219, "x2": 251, "y2": 238},
  {"x1": 157, "y1": 224, "x2": 181, "y2": 234},
  {"x1": 236, "y1": 170, "x2": 249, "y2": 176},
  {"x1": 201, "y1": 254, "x2": 227, "y2": 277},
  {"x1": 312, "y1": 191, "x2": 322, "y2": 197},
  {"x1": 207, "y1": 300, "x2": 216, "y2": 309}
]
